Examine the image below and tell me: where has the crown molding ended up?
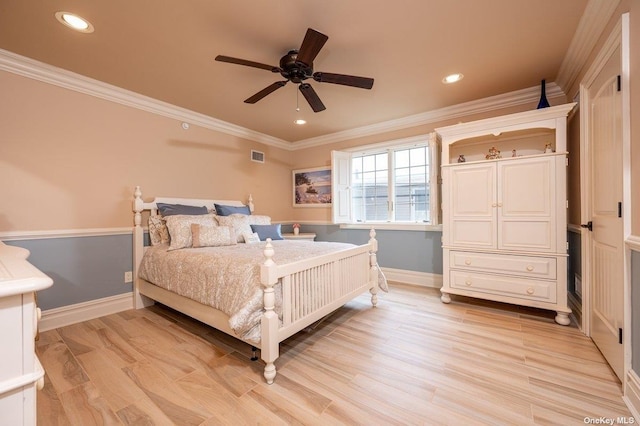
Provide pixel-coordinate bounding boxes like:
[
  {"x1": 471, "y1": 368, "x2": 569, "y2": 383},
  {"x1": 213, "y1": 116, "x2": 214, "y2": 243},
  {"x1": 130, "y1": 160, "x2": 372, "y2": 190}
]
[
  {"x1": 555, "y1": 0, "x2": 621, "y2": 94},
  {"x1": 0, "y1": 47, "x2": 568, "y2": 153},
  {"x1": 291, "y1": 83, "x2": 566, "y2": 150},
  {"x1": 0, "y1": 48, "x2": 291, "y2": 150}
]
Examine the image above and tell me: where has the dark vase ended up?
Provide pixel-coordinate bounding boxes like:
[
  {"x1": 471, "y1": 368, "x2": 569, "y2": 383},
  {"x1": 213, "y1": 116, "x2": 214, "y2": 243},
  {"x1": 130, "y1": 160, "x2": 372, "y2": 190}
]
[{"x1": 537, "y1": 79, "x2": 550, "y2": 109}]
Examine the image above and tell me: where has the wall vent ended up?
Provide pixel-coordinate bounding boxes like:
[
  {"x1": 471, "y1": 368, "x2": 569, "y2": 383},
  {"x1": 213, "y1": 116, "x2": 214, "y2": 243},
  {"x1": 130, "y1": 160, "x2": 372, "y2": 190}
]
[{"x1": 251, "y1": 150, "x2": 265, "y2": 163}]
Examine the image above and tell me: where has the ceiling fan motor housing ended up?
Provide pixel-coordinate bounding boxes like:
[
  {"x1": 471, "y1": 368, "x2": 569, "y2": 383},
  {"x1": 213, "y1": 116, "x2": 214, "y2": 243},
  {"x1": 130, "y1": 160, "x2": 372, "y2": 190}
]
[{"x1": 279, "y1": 50, "x2": 313, "y2": 83}]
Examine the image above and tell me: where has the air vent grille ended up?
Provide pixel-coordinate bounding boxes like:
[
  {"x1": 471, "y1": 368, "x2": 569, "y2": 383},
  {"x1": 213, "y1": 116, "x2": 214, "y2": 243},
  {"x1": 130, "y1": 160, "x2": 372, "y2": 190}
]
[{"x1": 251, "y1": 150, "x2": 265, "y2": 163}]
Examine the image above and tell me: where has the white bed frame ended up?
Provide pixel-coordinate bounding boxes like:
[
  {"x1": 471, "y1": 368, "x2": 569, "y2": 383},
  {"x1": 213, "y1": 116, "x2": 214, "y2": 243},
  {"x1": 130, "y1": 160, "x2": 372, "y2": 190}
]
[{"x1": 132, "y1": 186, "x2": 379, "y2": 384}]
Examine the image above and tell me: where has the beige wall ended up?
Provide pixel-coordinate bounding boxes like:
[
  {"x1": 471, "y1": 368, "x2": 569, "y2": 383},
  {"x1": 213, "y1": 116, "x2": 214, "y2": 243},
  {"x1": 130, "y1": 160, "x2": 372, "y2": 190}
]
[{"x1": 0, "y1": 71, "x2": 294, "y2": 232}]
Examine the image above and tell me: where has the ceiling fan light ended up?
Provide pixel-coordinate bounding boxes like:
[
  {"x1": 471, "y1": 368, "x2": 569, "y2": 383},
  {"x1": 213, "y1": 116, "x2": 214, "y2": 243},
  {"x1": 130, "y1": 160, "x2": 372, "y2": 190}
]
[
  {"x1": 443, "y1": 73, "x2": 464, "y2": 84},
  {"x1": 55, "y1": 12, "x2": 94, "y2": 33}
]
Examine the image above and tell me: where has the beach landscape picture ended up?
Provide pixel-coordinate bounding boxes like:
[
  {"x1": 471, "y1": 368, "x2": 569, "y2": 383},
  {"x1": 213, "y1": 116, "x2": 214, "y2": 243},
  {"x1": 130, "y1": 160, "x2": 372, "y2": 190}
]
[{"x1": 293, "y1": 167, "x2": 332, "y2": 207}]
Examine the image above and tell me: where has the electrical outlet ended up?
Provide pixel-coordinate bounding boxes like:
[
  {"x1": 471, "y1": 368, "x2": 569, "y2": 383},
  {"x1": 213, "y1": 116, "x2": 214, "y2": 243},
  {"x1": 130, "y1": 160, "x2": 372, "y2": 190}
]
[{"x1": 124, "y1": 271, "x2": 133, "y2": 283}]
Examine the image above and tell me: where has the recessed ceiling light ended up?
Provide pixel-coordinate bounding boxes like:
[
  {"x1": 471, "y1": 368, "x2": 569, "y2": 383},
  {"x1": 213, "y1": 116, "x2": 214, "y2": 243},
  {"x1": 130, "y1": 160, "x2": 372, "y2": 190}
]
[
  {"x1": 443, "y1": 73, "x2": 464, "y2": 84},
  {"x1": 294, "y1": 119, "x2": 306, "y2": 125},
  {"x1": 55, "y1": 12, "x2": 94, "y2": 33}
]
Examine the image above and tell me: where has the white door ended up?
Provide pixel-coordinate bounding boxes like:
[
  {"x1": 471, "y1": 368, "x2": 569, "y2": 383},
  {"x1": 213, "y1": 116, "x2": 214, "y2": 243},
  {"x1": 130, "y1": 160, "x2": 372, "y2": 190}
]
[
  {"x1": 587, "y1": 45, "x2": 624, "y2": 380},
  {"x1": 498, "y1": 156, "x2": 556, "y2": 253}
]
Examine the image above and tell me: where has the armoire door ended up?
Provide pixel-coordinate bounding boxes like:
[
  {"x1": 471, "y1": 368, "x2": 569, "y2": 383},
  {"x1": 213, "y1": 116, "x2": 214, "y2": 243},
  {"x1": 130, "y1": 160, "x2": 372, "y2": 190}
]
[
  {"x1": 497, "y1": 156, "x2": 556, "y2": 252},
  {"x1": 446, "y1": 163, "x2": 496, "y2": 248}
]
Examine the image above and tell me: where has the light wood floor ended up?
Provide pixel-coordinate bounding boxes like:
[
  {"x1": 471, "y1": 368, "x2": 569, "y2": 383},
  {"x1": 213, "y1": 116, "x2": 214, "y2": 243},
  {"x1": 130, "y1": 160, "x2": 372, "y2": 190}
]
[{"x1": 36, "y1": 284, "x2": 633, "y2": 425}]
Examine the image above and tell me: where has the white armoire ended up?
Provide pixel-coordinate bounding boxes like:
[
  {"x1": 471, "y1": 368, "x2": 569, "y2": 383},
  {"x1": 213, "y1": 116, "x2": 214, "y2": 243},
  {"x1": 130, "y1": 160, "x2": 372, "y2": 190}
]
[{"x1": 437, "y1": 103, "x2": 575, "y2": 325}]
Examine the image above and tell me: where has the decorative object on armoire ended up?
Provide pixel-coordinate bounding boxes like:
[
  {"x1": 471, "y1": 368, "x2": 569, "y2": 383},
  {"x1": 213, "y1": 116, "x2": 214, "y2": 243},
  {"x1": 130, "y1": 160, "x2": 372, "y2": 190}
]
[
  {"x1": 512, "y1": 149, "x2": 517, "y2": 157},
  {"x1": 544, "y1": 142, "x2": 554, "y2": 153},
  {"x1": 437, "y1": 103, "x2": 576, "y2": 326},
  {"x1": 485, "y1": 146, "x2": 501, "y2": 160},
  {"x1": 536, "y1": 79, "x2": 550, "y2": 109},
  {"x1": 457, "y1": 155, "x2": 466, "y2": 163}
]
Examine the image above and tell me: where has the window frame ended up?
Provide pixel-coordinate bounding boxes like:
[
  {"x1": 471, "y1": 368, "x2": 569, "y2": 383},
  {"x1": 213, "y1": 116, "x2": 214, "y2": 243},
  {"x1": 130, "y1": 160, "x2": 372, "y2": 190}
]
[{"x1": 331, "y1": 133, "x2": 441, "y2": 230}]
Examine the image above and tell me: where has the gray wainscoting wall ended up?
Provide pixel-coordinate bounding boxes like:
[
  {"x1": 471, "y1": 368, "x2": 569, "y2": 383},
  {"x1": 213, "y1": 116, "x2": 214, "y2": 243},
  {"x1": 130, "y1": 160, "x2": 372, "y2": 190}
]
[
  {"x1": 5, "y1": 234, "x2": 133, "y2": 310},
  {"x1": 292, "y1": 224, "x2": 443, "y2": 275}
]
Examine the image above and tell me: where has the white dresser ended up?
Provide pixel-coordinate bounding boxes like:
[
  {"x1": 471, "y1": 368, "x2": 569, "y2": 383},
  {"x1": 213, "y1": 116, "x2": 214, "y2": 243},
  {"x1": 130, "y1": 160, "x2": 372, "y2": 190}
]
[
  {"x1": 0, "y1": 241, "x2": 53, "y2": 425},
  {"x1": 437, "y1": 104, "x2": 575, "y2": 325}
]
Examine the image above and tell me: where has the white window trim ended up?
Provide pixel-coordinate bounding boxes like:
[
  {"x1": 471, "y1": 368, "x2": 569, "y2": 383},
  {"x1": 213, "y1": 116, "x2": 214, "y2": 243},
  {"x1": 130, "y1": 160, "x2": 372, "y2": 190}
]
[{"x1": 331, "y1": 133, "x2": 440, "y2": 227}]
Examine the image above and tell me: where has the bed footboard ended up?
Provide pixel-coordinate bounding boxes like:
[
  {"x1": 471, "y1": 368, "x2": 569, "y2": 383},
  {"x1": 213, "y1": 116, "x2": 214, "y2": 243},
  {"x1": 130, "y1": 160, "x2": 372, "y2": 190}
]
[{"x1": 260, "y1": 229, "x2": 379, "y2": 384}]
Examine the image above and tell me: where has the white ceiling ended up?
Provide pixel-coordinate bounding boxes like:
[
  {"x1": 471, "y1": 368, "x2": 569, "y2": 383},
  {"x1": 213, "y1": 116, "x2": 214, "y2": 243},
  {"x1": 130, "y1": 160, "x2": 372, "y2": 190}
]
[{"x1": 0, "y1": 0, "x2": 589, "y2": 143}]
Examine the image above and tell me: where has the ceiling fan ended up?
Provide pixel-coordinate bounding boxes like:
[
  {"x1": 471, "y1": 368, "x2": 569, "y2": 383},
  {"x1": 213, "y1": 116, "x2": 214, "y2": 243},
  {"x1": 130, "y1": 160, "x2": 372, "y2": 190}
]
[{"x1": 215, "y1": 28, "x2": 374, "y2": 113}]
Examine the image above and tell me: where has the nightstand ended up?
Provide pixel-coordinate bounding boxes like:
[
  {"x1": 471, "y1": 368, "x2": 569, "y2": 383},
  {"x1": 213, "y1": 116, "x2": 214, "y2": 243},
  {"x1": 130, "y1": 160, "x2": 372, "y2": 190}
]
[{"x1": 282, "y1": 233, "x2": 316, "y2": 241}]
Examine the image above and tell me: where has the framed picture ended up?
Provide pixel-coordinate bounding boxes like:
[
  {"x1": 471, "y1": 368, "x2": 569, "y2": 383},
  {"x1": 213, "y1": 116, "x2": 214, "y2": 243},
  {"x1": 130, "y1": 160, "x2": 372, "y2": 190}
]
[{"x1": 293, "y1": 166, "x2": 332, "y2": 207}]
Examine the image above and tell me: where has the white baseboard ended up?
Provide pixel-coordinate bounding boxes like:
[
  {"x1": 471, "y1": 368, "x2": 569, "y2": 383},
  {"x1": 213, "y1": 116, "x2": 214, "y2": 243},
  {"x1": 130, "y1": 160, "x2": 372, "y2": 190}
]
[
  {"x1": 381, "y1": 267, "x2": 442, "y2": 288},
  {"x1": 624, "y1": 370, "x2": 640, "y2": 422},
  {"x1": 39, "y1": 293, "x2": 133, "y2": 331}
]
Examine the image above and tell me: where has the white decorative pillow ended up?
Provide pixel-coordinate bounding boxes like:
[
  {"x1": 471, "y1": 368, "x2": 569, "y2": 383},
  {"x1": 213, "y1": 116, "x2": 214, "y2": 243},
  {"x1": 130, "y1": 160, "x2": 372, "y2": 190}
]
[
  {"x1": 215, "y1": 214, "x2": 272, "y2": 243},
  {"x1": 191, "y1": 224, "x2": 236, "y2": 248},
  {"x1": 148, "y1": 215, "x2": 169, "y2": 246},
  {"x1": 165, "y1": 214, "x2": 217, "y2": 250},
  {"x1": 243, "y1": 232, "x2": 261, "y2": 244},
  {"x1": 248, "y1": 215, "x2": 271, "y2": 226}
]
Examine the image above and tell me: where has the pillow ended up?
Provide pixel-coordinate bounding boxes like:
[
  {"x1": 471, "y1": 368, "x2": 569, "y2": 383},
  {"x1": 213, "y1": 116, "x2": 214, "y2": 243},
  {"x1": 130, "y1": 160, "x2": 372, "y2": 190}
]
[
  {"x1": 215, "y1": 214, "x2": 252, "y2": 242},
  {"x1": 148, "y1": 215, "x2": 169, "y2": 246},
  {"x1": 214, "y1": 203, "x2": 251, "y2": 216},
  {"x1": 164, "y1": 214, "x2": 217, "y2": 250},
  {"x1": 242, "y1": 232, "x2": 261, "y2": 244},
  {"x1": 247, "y1": 215, "x2": 271, "y2": 226},
  {"x1": 251, "y1": 224, "x2": 283, "y2": 241},
  {"x1": 191, "y1": 224, "x2": 236, "y2": 248},
  {"x1": 157, "y1": 203, "x2": 208, "y2": 217}
]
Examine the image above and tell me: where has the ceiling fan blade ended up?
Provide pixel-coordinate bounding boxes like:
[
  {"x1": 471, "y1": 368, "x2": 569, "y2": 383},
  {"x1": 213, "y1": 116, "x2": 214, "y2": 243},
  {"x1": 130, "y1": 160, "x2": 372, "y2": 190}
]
[
  {"x1": 299, "y1": 83, "x2": 326, "y2": 112},
  {"x1": 244, "y1": 81, "x2": 288, "y2": 104},
  {"x1": 313, "y1": 72, "x2": 374, "y2": 89},
  {"x1": 215, "y1": 55, "x2": 280, "y2": 73},
  {"x1": 296, "y1": 28, "x2": 329, "y2": 67}
]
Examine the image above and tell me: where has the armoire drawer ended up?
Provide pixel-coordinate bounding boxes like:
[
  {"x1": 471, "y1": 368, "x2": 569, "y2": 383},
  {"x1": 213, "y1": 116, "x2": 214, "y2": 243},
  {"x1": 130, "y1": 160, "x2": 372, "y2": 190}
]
[
  {"x1": 449, "y1": 270, "x2": 557, "y2": 303},
  {"x1": 449, "y1": 251, "x2": 557, "y2": 279}
]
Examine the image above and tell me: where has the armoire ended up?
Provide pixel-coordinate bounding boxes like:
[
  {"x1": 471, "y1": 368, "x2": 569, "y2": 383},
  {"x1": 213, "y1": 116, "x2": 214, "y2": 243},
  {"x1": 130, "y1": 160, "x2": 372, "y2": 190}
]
[{"x1": 437, "y1": 103, "x2": 576, "y2": 325}]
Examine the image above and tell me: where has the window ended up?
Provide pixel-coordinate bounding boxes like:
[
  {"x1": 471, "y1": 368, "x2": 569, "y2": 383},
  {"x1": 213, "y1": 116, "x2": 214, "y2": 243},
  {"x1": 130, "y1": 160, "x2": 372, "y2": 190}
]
[{"x1": 332, "y1": 134, "x2": 440, "y2": 226}]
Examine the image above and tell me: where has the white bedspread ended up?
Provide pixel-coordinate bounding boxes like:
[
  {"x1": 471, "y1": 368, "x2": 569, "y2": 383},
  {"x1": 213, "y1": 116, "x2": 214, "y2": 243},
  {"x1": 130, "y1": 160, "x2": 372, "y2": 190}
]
[{"x1": 138, "y1": 240, "x2": 364, "y2": 342}]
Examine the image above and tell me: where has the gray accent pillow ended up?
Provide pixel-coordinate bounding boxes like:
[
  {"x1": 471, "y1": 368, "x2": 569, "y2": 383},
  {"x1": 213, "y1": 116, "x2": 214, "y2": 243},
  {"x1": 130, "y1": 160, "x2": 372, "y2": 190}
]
[
  {"x1": 214, "y1": 203, "x2": 251, "y2": 216},
  {"x1": 157, "y1": 203, "x2": 208, "y2": 217},
  {"x1": 250, "y1": 224, "x2": 283, "y2": 241}
]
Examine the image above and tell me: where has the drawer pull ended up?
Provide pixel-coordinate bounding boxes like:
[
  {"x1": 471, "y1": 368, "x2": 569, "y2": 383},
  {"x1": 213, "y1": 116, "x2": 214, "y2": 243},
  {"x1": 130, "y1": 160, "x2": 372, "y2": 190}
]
[
  {"x1": 465, "y1": 280, "x2": 472, "y2": 286},
  {"x1": 465, "y1": 259, "x2": 471, "y2": 265},
  {"x1": 526, "y1": 265, "x2": 534, "y2": 272},
  {"x1": 526, "y1": 287, "x2": 535, "y2": 295}
]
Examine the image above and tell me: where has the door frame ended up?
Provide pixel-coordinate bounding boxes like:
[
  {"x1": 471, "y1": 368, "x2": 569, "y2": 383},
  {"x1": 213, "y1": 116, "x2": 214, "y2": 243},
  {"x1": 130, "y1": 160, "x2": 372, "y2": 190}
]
[{"x1": 579, "y1": 13, "x2": 631, "y2": 379}]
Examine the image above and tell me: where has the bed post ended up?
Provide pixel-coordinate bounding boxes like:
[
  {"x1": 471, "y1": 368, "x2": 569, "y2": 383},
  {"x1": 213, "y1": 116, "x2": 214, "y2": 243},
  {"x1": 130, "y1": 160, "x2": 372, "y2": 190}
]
[
  {"x1": 369, "y1": 228, "x2": 379, "y2": 307},
  {"x1": 260, "y1": 238, "x2": 279, "y2": 384},
  {"x1": 132, "y1": 186, "x2": 153, "y2": 309}
]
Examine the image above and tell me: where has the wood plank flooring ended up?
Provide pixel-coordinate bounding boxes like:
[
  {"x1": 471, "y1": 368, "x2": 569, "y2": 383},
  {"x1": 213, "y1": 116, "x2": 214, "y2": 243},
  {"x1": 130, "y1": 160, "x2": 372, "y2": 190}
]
[{"x1": 36, "y1": 284, "x2": 633, "y2": 425}]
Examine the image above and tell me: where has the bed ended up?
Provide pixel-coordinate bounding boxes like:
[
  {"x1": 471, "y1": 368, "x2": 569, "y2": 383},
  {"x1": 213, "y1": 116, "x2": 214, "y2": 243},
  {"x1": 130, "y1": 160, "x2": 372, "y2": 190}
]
[{"x1": 132, "y1": 186, "x2": 381, "y2": 384}]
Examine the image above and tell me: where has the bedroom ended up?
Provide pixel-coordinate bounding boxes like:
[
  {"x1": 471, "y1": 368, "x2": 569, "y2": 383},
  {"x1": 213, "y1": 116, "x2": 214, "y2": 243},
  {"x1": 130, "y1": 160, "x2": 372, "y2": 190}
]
[{"x1": 1, "y1": 0, "x2": 640, "y2": 423}]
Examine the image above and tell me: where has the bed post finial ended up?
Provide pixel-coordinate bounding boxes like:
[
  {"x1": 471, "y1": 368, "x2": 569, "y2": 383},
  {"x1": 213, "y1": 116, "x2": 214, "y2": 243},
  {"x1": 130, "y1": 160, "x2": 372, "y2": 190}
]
[
  {"x1": 248, "y1": 194, "x2": 255, "y2": 213},
  {"x1": 133, "y1": 186, "x2": 143, "y2": 227}
]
